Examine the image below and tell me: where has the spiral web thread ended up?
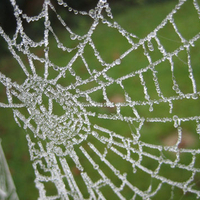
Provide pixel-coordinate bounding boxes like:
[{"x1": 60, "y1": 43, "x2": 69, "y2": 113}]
[{"x1": 0, "y1": 0, "x2": 200, "y2": 199}]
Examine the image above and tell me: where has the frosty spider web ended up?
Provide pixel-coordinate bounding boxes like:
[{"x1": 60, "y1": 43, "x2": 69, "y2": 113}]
[{"x1": 0, "y1": 0, "x2": 200, "y2": 199}]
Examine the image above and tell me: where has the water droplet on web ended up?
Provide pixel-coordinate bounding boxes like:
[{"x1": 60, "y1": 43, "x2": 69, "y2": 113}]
[
  {"x1": 115, "y1": 170, "x2": 120, "y2": 175},
  {"x1": 69, "y1": 69, "x2": 76, "y2": 76},
  {"x1": 92, "y1": 70, "x2": 98, "y2": 74},
  {"x1": 57, "y1": 0, "x2": 63, "y2": 5},
  {"x1": 144, "y1": 49, "x2": 148, "y2": 56},
  {"x1": 67, "y1": 48, "x2": 72, "y2": 52},
  {"x1": 107, "y1": 13, "x2": 113, "y2": 19},
  {"x1": 79, "y1": 11, "x2": 87, "y2": 15},
  {"x1": 70, "y1": 34, "x2": 77, "y2": 40},
  {"x1": 75, "y1": 76, "x2": 82, "y2": 81},
  {"x1": 115, "y1": 59, "x2": 121, "y2": 65},
  {"x1": 147, "y1": 41, "x2": 154, "y2": 51},
  {"x1": 27, "y1": 18, "x2": 32, "y2": 23},
  {"x1": 68, "y1": 7, "x2": 72, "y2": 12},
  {"x1": 149, "y1": 105, "x2": 153, "y2": 112},
  {"x1": 77, "y1": 36, "x2": 82, "y2": 40},
  {"x1": 37, "y1": 96, "x2": 42, "y2": 104},
  {"x1": 74, "y1": 10, "x2": 78, "y2": 15},
  {"x1": 107, "y1": 142, "x2": 112, "y2": 148},
  {"x1": 173, "y1": 115, "x2": 179, "y2": 128},
  {"x1": 172, "y1": 85, "x2": 179, "y2": 91},
  {"x1": 57, "y1": 43, "x2": 61, "y2": 48},
  {"x1": 53, "y1": 66, "x2": 59, "y2": 71},
  {"x1": 192, "y1": 93, "x2": 198, "y2": 99},
  {"x1": 40, "y1": 105, "x2": 46, "y2": 113},
  {"x1": 185, "y1": 94, "x2": 190, "y2": 99},
  {"x1": 173, "y1": 115, "x2": 178, "y2": 121},
  {"x1": 94, "y1": 51, "x2": 99, "y2": 56},
  {"x1": 132, "y1": 167, "x2": 137, "y2": 173},
  {"x1": 158, "y1": 45, "x2": 164, "y2": 51},
  {"x1": 77, "y1": 165, "x2": 83, "y2": 171},
  {"x1": 94, "y1": 164, "x2": 99, "y2": 169},
  {"x1": 100, "y1": 0, "x2": 107, "y2": 3},
  {"x1": 197, "y1": 124, "x2": 200, "y2": 134},
  {"x1": 101, "y1": 61, "x2": 106, "y2": 66},
  {"x1": 102, "y1": 19, "x2": 107, "y2": 24},
  {"x1": 171, "y1": 163, "x2": 176, "y2": 168},
  {"x1": 89, "y1": 9, "x2": 96, "y2": 18},
  {"x1": 0, "y1": 27, "x2": 4, "y2": 34},
  {"x1": 45, "y1": 20, "x2": 51, "y2": 27},
  {"x1": 44, "y1": 47, "x2": 49, "y2": 52}
]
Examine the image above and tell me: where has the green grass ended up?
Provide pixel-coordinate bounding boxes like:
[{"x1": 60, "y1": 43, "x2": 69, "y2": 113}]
[{"x1": 0, "y1": 1, "x2": 200, "y2": 199}]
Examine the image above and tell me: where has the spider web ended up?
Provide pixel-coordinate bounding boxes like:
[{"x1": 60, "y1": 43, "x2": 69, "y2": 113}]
[{"x1": 0, "y1": 0, "x2": 200, "y2": 199}]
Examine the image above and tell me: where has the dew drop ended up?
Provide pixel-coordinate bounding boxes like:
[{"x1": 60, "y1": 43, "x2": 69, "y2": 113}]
[
  {"x1": 133, "y1": 167, "x2": 137, "y2": 173},
  {"x1": 147, "y1": 40, "x2": 154, "y2": 51},
  {"x1": 102, "y1": 19, "x2": 107, "y2": 24},
  {"x1": 192, "y1": 93, "x2": 198, "y2": 99},
  {"x1": 37, "y1": 96, "x2": 42, "y2": 105},
  {"x1": 173, "y1": 115, "x2": 179, "y2": 128},
  {"x1": 89, "y1": 9, "x2": 96, "y2": 18},
  {"x1": 69, "y1": 68, "x2": 76, "y2": 76},
  {"x1": 57, "y1": 0, "x2": 63, "y2": 5},
  {"x1": 44, "y1": 47, "x2": 49, "y2": 52},
  {"x1": 94, "y1": 164, "x2": 99, "y2": 170},
  {"x1": 75, "y1": 76, "x2": 81, "y2": 81},
  {"x1": 57, "y1": 43, "x2": 61, "y2": 48},
  {"x1": 45, "y1": 20, "x2": 51, "y2": 27},
  {"x1": 171, "y1": 163, "x2": 176, "y2": 168},
  {"x1": 115, "y1": 170, "x2": 120, "y2": 175},
  {"x1": 115, "y1": 59, "x2": 121, "y2": 65},
  {"x1": 74, "y1": 10, "x2": 78, "y2": 15},
  {"x1": 185, "y1": 94, "x2": 190, "y2": 99},
  {"x1": 70, "y1": 33, "x2": 77, "y2": 40},
  {"x1": 0, "y1": 27, "x2": 4, "y2": 34},
  {"x1": 144, "y1": 49, "x2": 148, "y2": 56},
  {"x1": 67, "y1": 48, "x2": 72, "y2": 53},
  {"x1": 92, "y1": 69, "x2": 98, "y2": 74},
  {"x1": 107, "y1": 142, "x2": 112, "y2": 148},
  {"x1": 149, "y1": 105, "x2": 153, "y2": 112},
  {"x1": 173, "y1": 115, "x2": 178, "y2": 121},
  {"x1": 172, "y1": 85, "x2": 179, "y2": 91}
]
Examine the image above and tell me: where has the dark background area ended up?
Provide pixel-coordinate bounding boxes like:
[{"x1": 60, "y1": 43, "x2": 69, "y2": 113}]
[
  {"x1": 0, "y1": 0, "x2": 172, "y2": 37},
  {"x1": 0, "y1": 0, "x2": 173, "y2": 57}
]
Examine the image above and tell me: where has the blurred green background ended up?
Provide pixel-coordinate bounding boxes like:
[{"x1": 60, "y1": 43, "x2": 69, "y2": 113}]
[{"x1": 0, "y1": 0, "x2": 200, "y2": 199}]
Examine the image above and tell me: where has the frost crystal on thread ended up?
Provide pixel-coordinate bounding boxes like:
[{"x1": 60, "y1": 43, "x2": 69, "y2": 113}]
[{"x1": 0, "y1": 0, "x2": 200, "y2": 199}]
